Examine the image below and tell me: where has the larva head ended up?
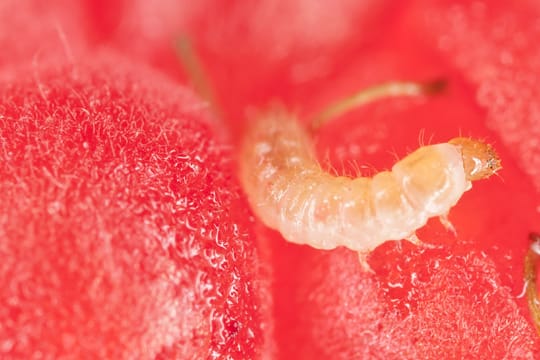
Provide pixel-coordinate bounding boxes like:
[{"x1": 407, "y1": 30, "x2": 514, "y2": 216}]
[{"x1": 449, "y1": 137, "x2": 501, "y2": 181}]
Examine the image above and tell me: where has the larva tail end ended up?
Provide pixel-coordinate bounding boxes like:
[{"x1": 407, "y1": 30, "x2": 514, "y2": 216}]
[{"x1": 449, "y1": 137, "x2": 501, "y2": 181}]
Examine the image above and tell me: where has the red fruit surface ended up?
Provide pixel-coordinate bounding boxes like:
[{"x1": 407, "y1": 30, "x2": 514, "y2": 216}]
[
  {"x1": 82, "y1": 0, "x2": 401, "y2": 134},
  {"x1": 3, "y1": 0, "x2": 540, "y2": 358},
  {"x1": 81, "y1": 0, "x2": 540, "y2": 358},
  {"x1": 0, "y1": 54, "x2": 270, "y2": 359},
  {"x1": 0, "y1": 0, "x2": 88, "y2": 77}
]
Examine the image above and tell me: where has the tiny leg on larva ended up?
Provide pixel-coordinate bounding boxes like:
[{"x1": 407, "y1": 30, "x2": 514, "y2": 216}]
[{"x1": 239, "y1": 81, "x2": 501, "y2": 271}]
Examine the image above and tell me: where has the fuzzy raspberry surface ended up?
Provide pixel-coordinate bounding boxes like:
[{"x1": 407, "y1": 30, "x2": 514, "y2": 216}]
[
  {"x1": 2, "y1": 0, "x2": 540, "y2": 359},
  {"x1": 0, "y1": 55, "x2": 269, "y2": 359}
]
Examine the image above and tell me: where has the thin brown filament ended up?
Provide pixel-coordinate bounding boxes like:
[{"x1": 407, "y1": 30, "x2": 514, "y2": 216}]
[
  {"x1": 309, "y1": 78, "x2": 447, "y2": 133},
  {"x1": 525, "y1": 232, "x2": 540, "y2": 336},
  {"x1": 174, "y1": 36, "x2": 222, "y2": 119}
]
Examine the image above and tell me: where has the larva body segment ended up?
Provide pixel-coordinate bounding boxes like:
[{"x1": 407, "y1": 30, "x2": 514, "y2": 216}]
[
  {"x1": 172, "y1": 38, "x2": 500, "y2": 262},
  {"x1": 240, "y1": 109, "x2": 495, "y2": 254}
]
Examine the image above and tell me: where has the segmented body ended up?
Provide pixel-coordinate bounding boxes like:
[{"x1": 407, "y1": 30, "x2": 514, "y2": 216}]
[
  {"x1": 172, "y1": 37, "x2": 500, "y2": 265},
  {"x1": 239, "y1": 109, "x2": 499, "y2": 254}
]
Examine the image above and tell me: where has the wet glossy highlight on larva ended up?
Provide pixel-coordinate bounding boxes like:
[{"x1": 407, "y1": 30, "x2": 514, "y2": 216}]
[{"x1": 239, "y1": 81, "x2": 501, "y2": 271}]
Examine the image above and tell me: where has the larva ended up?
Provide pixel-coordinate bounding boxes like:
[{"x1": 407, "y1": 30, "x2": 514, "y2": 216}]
[
  {"x1": 239, "y1": 81, "x2": 501, "y2": 270},
  {"x1": 172, "y1": 39, "x2": 501, "y2": 270}
]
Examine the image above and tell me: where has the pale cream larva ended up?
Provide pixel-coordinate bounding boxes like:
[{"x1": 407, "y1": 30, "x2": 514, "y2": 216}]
[
  {"x1": 239, "y1": 83, "x2": 501, "y2": 271},
  {"x1": 173, "y1": 40, "x2": 502, "y2": 271}
]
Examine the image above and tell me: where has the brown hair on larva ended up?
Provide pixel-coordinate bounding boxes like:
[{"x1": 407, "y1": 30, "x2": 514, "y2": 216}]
[{"x1": 449, "y1": 137, "x2": 501, "y2": 181}]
